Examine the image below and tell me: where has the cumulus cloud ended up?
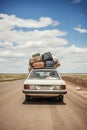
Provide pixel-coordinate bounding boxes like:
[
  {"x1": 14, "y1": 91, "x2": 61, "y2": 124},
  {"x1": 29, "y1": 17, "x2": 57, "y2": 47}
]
[
  {"x1": 0, "y1": 13, "x2": 60, "y2": 30},
  {"x1": 73, "y1": 27, "x2": 87, "y2": 33},
  {"x1": 0, "y1": 29, "x2": 67, "y2": 43},
  {"x1": 0, "y1": 50, "x2": 25, "y2": 57},
  {"x1": 0, "y1": 44, "x2": 87, "y2": 73},
  {"x1": 0, "y1": 13, "x2": 87, "y2": 73},
  {"x1": 53, "y1": 45, "x2": 87, "y2": 73},
  {"x1": 0, "y1": 13, "x2": 67, "y2": 49}
]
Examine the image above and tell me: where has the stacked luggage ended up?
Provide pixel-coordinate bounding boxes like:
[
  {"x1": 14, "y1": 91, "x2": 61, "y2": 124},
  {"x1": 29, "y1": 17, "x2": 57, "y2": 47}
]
[{"x1": 29, "y1": 52, "x2": 60, "y2": 71}]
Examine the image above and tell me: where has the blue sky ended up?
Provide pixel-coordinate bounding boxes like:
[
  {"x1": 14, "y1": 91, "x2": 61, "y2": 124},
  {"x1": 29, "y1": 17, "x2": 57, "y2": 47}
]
[{"x1": 0, "y1": 0, "x2": 87, "y2": 73}]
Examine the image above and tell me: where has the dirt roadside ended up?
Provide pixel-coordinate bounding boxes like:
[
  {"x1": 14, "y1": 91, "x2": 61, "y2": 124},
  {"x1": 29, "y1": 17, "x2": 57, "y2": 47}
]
[
  {"x1": 0, "y1": 80, "x2": 87, "y2": 130},
  {"x1": 62, "y1": 75, "x2": 87, "y2": 89}
]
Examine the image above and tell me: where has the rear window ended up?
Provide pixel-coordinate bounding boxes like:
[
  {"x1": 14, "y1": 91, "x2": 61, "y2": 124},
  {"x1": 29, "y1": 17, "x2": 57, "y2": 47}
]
[{"x1": 29, "y1": 70, "x2": 60, "y2": 80}]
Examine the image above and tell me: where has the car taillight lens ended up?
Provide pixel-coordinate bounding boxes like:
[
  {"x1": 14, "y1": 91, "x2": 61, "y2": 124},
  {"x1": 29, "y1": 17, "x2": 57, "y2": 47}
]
[
  {"x1": 60, "y1": 85, "x2": 66, "y2": 90},
  {"x1": 24, "y1": 84, "x2": 30, "y2": 89}
]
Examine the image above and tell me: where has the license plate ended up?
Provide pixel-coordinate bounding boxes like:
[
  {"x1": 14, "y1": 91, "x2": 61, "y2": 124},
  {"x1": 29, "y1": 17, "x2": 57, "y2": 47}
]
[{"x1": 36, "y1": 85, "x2": 54, "y2": 90}]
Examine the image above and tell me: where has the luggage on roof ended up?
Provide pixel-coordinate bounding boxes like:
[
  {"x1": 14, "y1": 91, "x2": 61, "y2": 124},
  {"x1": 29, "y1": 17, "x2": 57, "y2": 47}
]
[
  {"x1": 29, "y1": 56, "x2": 42, "y2": 64},
  {"x1": 45, "y1": 60, "x2": 54, "y2": 67},
  {"x1": 32, "y1": 62, "x2": 44, "y2": 69},
  {"x1": 42, "y1": 52, "x2": 53, "y2": 62},
  {"x1": 32, "y1": 53, "x2": 40, "y2": 58},
  {"x1": 28, "y1": 51, "x2": 60, "y2": 71}
]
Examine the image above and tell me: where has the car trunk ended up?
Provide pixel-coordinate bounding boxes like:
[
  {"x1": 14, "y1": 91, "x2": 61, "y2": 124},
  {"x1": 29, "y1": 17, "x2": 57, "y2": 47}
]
[
  {"x1": 24, "y1": 79, "x2": 65, "y2": 90},
  {"x1": 25, "y1": 79, "x2": 64, "y2": 85}
]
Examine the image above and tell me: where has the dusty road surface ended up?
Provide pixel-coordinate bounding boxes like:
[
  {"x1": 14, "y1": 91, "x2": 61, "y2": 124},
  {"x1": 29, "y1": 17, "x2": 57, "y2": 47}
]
[{"x1": 0, "y1": 80, "x2": 87, "y2": 130}]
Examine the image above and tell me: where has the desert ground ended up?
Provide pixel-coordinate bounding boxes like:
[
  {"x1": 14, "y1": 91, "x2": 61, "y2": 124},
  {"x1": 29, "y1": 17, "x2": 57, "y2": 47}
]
[{"x1": 0, "y1": 74, "x2": 87, "y2": 130}]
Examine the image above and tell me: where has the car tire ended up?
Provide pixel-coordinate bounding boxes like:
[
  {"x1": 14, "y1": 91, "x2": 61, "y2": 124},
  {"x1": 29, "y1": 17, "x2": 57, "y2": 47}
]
[
  {"x1": 59, "y1": 95, "x2": 64, "y2": 102},
  {"x1": 25, "y1": 95, "x2": 30, "y2": 102}
]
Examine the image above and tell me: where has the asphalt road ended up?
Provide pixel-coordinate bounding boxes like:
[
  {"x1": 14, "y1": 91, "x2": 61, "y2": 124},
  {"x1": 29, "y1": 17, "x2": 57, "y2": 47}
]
[{"x1": 0, "y1": 80, "x2": 87, "y2": 130}]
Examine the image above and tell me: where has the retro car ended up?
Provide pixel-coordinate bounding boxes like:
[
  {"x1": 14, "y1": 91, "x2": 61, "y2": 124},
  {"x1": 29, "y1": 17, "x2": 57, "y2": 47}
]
[{"x1": 23, "y1": 68, "x2": 67, "y2": 102}]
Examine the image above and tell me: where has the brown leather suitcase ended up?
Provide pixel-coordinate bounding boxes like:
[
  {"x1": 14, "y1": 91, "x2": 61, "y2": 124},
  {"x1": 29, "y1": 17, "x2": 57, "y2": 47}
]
[
  {"x1": 32, "y1": 62, "x2": 44, "y2": 68},
  {"x1": 29, "y1": 56, "x2": 42, "y2": 64},
  {"x1": 32, "y1": 53, "x2": 40, "y2": 58},
  {"x1": 54, "y1": 62, "x2": 60, "y2": 68}
]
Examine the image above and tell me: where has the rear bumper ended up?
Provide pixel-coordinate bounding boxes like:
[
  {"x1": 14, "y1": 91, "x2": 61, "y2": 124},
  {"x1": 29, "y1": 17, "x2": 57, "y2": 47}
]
[{"x1": 23, "y1": 90, "x2": 67, "y2": 96}]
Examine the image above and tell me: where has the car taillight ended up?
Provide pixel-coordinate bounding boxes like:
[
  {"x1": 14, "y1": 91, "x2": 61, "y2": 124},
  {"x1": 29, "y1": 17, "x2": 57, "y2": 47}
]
[
  {"x1": 24, "y1": 84, "x2": 30, "y2": 89},
  {"x1": 60, "y1": 85, "x2": 66, "y2": 90}
]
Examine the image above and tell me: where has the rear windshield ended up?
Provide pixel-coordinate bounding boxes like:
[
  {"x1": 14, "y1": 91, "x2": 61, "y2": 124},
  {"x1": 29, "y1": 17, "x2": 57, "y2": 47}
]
[{"x1": 29, "y1": 70, "x2": 60, "y2": 80}]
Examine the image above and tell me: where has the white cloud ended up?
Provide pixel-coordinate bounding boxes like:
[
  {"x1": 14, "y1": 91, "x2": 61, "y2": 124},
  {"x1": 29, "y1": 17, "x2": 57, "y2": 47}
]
[
  {"x1": 0, "y1": 13, "x2": 87, "y2": 73},
  {"x1": 0, "y1": 44, "x2": 87, "y2": 73},
  {"x1": 0, "y1": 13, "x2": 60, "y2": 30},
  {"x1": 0, "y1": 13, "x2": 67, "y2": 49},
  {"x1": 0, "y1": 29, "x2": 67, "y2": 43},
  {"x1": 73, "y1": 27, "x2": 87, "y2": 33},
  {"x1": 0, "y1": 49, "x2": 25, "y2": 57},
  {"x1": 73, "y1": 0, "x2": 83, "y2": 3},
  {"x1": 67, "y1": 45, "x2": 86, "y2": 53},
  {"x1": 53, "y1": 46, "x2": 87, "y2": 73},
  {"x1": 0, "y1": 13, "x2": 68, "y2": 73}
]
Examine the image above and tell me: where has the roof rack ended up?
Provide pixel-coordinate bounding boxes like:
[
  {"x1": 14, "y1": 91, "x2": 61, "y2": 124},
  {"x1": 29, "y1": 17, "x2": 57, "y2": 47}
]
[{"x1": 32, "y1": 67, "x2": 56, "y2": 69}]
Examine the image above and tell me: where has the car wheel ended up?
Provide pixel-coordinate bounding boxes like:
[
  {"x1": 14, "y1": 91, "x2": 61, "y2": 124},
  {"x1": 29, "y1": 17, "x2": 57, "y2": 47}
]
[
  {"x1": 25, "y1": 95, "x2": 30, "y2": 102},
  {"x1": 59, "y1": 95, "x2": 64, "y2": 102}
]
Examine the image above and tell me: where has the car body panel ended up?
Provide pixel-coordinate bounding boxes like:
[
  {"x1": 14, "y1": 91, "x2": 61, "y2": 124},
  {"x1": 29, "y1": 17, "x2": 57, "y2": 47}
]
[
  {"x1": 23, "y1": 68, "x2": 67, "y2": 98},
  {"x1": 24, "y1": 79, "x2": 65, "y2": 85}
]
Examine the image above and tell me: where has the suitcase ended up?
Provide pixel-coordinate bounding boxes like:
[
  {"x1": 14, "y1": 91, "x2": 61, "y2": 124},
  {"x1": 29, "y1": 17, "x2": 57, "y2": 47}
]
[
  {"x1": 45, "y1": 60, "x2": 54, "y2": 67},
  {"x1": 32, "y1": 62, "x2": 44, "y2": 68},
  {"x1": 53, "y1": 58, "x2": 58, "y2": 64},
  {"x1": 42, "y1": 52, "x2": 53, "y2": 61},
  {"x1": 54, "y1": 62, "x2": 60, "y2": 68},
  {"x1": 32, "y1": 53, "x2": 40, "y2": 58},
  {"x1": 29, "y1": 56, "x2": 42, "y2": 64}
]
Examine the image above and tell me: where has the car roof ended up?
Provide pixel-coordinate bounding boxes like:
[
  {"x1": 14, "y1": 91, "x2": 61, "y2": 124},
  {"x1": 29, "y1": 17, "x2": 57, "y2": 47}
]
[{"x1": 31, "y1": 68, "x2": 57, "y2": 71}]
